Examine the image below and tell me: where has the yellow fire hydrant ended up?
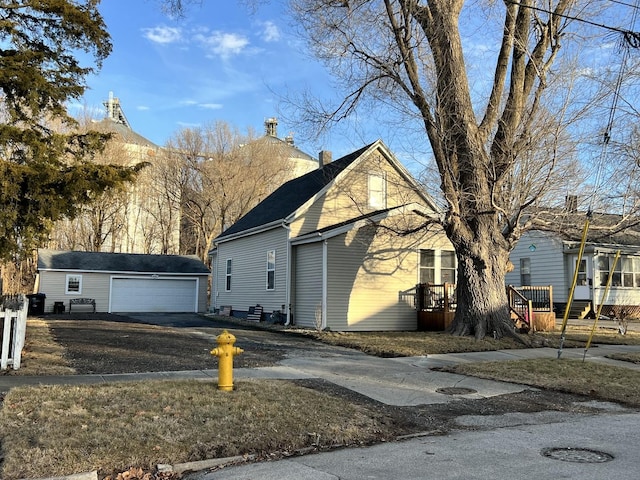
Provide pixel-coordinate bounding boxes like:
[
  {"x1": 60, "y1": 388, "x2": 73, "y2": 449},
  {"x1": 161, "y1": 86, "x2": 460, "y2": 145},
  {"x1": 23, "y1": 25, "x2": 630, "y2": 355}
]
[{"x1": 210, "y1": 330, "x2": 243, "y2": 391}]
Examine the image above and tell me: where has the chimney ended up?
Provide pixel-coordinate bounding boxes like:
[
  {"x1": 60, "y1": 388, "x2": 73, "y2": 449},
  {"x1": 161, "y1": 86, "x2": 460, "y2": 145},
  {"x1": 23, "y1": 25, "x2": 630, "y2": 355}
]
[
  {"x1": 318, "y1": 150, "x2": 332, "y2": 169},
  {"x1": 565, "y1": 195, "x2": 578, "y2": 213},
  {"x1": 265, "y1": 117, "x2": 278, "y2": 137}
]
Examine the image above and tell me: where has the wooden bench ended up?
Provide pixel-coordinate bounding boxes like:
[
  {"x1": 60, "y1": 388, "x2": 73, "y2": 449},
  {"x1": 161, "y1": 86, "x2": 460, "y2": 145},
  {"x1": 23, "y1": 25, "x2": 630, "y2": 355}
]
[
  {"x1": 69, "y1": 298, "x2": 96, "y2": 313},
  {"x1": 246, "y1": 304, "x2": 263, "y2": 322}
]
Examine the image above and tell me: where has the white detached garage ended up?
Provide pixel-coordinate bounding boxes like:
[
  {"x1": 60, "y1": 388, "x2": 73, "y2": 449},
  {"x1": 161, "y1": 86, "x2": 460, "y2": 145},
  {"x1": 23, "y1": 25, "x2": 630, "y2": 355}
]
[{"x1": 37, "y1": 249, "x2": 210, "y2": 313}]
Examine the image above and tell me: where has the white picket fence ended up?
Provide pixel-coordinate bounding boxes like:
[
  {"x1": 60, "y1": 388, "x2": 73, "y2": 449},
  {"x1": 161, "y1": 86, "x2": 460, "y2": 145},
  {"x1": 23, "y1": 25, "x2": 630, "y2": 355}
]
[{"x1": 1, "y1": 294, "x2": 28, "y2": 370}]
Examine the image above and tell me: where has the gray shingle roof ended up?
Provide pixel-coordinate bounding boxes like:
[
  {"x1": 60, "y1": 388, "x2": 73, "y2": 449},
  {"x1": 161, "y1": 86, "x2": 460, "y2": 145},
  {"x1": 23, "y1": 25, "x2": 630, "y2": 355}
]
[
  {"x1": 532, "y1": 210, "x2": 640, "y2": 246},
  {"x1": 37, "y1": 249, "x2": 209, "y2": 274},
  {"x1": 216, "y1": 143, "x2": 373, "y2": 240}
]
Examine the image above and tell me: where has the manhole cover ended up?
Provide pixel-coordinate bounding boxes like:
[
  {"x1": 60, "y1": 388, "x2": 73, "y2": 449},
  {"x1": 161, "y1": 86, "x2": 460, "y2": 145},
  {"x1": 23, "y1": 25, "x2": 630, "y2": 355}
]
[
  {"x1": 541, "y1": 447, "x2": 614, "y2": 463},
  {"x1": 436, "y1": 387, "x2": 477, "y2": 395}
]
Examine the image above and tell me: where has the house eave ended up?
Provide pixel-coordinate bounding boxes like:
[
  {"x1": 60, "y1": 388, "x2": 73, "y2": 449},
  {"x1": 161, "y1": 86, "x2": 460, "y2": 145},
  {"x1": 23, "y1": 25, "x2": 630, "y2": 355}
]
[
  {"x1": 38, "y1": 268, "x2": 208, "y2": 276},
  {"x1": 290, "y1": 203, "x2": 431, "y2": 245},
  {"x1": 563, "y1": 242, "x2": 640, "y2": 255},
  {"x1": 215, "y1": 220, "x2": 286, "y2": 244}
]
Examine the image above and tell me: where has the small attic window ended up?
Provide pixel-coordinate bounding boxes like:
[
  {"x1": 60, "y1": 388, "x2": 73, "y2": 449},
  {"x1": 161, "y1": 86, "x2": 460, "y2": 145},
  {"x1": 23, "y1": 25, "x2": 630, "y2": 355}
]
[
  {"x1": 368, "y1": 172, "x2": 386, "y2": 209},
  {"x1": 65, "y1": 274, "x2": 82, "y2": 294}
]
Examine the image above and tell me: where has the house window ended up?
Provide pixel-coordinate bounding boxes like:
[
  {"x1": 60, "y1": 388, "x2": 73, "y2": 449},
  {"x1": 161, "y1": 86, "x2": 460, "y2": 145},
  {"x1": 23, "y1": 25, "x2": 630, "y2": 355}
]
[
  {"x1": 65, "y1": 274, "x2": 82, "y2": 294},
  {"x1": 266, "y1": 250, "x2": 275, "y2": 290},
  {"x1": 419, "y1": 250, "x2": 435, "y2": 284},
  {"x1": 597, "y1": 254, "x2": 639, "y2": 287},
  {"x1": 368, "y1": 172, "x2": 386, "y2": 209},
  {"x1": 441, "y1": 251, "x2": 456, "y2": 284},
  {"x1": 618, "y1": 256, "x2": 640, "y2": 287},
  {"x1": 520, "y1": 258, "x2": 531, "y2": 285},
  {"x1": 575, "y1": 259, "x2": 587, "y2": 286},
  {"x1": 597, "y1": 255, "x2": 624, "y2": 287},
  {"x1": 634, "y1": 258, "x2": 640, "y2": 287},
  {"x1": 225, "y1": 259, "x2": 232, "y2": 291},
  {"x1": 419, "y1": 249, "x2": 456, "y2": 284}
]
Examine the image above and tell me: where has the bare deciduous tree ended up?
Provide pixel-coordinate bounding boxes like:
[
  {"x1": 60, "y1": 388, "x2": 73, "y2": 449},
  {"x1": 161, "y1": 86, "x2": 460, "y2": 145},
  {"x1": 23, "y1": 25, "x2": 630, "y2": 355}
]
[{"x1": 167, "y1": 121, "x2": 292, "y2": 260}]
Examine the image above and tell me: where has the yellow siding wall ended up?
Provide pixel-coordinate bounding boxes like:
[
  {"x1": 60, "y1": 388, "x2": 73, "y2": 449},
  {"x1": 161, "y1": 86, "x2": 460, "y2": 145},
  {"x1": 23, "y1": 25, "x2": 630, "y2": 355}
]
[
  {"x1": 326, "y1": 216, "x2": 452, "y2": 331},
  {"x1": 214, "y1": 227, "x2": 289, "y2": 314},
  {"x1": 290, "y1": 150, "x2": 430, "y2": 238},
  {"x1": 293, "y1": 242, "x2": 323, "y2": 328}
]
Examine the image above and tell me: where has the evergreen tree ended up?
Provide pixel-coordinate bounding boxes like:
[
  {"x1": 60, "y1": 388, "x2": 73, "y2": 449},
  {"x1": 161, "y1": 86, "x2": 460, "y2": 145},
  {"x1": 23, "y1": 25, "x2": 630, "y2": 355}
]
[{"x1": 0, "y1": 0, "x2": 143, "y2": 260}]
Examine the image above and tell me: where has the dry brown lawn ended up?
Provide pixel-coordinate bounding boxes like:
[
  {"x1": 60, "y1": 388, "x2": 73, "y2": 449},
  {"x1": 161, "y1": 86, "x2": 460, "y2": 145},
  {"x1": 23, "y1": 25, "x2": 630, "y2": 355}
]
[
  {"x1": 0, "y1": 379, "x2": 394, "y2": 480},
  {"x1": 607, "y1": 352, "x2": 640, "y2": 363},
  {"x1": 303, "y1": 326, "x2": 640, "y2": 357},
  {"x1": 8, "y1": 319, "x2": 75, "y2": 376},
  {"x1": 450, "y1": 359, "x2": 640, "y2": 407}
]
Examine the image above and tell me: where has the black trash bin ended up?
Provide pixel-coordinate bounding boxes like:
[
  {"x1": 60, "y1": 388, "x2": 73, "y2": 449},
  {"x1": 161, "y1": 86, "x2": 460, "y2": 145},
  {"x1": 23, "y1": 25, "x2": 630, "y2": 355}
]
[{"x1": 26, "y1": 293, "x2": 46, "y2": 315}]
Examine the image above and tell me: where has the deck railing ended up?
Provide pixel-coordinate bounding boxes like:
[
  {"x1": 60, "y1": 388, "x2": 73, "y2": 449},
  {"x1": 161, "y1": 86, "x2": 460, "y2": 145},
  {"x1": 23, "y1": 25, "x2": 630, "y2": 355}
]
[
  {"x1": 510, "y1": 285, "x2": 553, "y2": 312},
  {"x1": 405, "y1": 283, "x2": 553, "y2": 317},
  {"x1": 416, "y1": 283, "x2": 457, "y2": 313}
]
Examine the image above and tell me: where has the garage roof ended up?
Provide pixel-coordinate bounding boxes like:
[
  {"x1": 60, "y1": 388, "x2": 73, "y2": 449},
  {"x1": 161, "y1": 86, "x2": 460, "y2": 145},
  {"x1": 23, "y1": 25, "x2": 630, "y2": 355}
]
[{"x1": 37, "y1": 249, "x2": 210, "y2": 274}]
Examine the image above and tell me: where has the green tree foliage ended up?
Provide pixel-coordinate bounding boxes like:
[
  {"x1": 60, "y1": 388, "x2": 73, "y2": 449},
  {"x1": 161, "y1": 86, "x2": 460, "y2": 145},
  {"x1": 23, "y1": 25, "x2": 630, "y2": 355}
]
[{"x1": 0, "y1": 1, "x2": 142, "y2": 260}]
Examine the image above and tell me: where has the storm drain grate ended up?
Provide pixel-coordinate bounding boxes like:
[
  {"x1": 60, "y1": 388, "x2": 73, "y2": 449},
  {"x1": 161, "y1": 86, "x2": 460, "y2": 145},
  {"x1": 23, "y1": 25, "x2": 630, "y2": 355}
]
[
  {"x1": 541, "y1": 447, "x2": 614, "y2": 463},
  {"x1": 436, "y1": 387, "x2": 477, "y2": 395}
]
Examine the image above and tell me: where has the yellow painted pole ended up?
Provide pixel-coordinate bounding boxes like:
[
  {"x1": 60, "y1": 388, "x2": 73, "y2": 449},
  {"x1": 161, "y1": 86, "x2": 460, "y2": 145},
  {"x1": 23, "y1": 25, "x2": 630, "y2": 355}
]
[
  {"x1": 583, "y1": 250, "x2": 620, "y2": 361},
  {"x1": 558, "y1": 217, "x2": 590, "y2": 359}
]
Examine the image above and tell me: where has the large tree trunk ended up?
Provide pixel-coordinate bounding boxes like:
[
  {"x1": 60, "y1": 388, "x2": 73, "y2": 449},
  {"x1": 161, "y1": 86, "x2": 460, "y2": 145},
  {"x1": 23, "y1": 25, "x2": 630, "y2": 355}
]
[{"x1": 449, "y1": 239, "x2": 514, "y2": 339}]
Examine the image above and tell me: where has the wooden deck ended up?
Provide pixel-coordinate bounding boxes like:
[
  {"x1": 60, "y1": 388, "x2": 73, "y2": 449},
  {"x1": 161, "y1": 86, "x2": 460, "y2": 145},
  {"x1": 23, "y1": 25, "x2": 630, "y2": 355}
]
[{"x1": 412, "y1": 283, "x2": 555, "y2": 332}]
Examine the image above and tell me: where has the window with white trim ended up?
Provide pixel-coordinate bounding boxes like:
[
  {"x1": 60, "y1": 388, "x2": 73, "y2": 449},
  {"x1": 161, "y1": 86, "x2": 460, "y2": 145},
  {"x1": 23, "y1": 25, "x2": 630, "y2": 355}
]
[
  {"x1": 598, "y1": 254, "x2": 640, "y2": 287},
  {"x1": 225, "y1": 259, "x2": 232, "y2": 291},
  {"x1": 419, "y1": 249, "x2": 457, "y2": 284},
  {"x1": 520, "y1": 258, "x2": 531, "y2": 285},
  {"x1": 266, "y1": 250, "x2": 276, "y2": 290},
  {"x1": 65, "y1": 274, "x2": 82, "y2": 294},
  {"x1": 368, "y1": 172, "x2": 386, "y2": 209},
  {"x1": 440, "y1": 251, "x2": 456, "y2": 284},
  {"x1": 419, "y1": 249, "x2": 435, "y2": 284}
]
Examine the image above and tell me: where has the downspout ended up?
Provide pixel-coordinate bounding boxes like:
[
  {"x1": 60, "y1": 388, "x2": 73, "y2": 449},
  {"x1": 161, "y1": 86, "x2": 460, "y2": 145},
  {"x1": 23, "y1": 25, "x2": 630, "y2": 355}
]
[
  {"x1": 211, "y1": 253, "x2": 217, "y2": 313},
  {"x1": 284, "y1": 223, "x2": 292, "y2": 326},
  {"x1": 322, "y1": 239, "x2": 328, "y2": 330}
]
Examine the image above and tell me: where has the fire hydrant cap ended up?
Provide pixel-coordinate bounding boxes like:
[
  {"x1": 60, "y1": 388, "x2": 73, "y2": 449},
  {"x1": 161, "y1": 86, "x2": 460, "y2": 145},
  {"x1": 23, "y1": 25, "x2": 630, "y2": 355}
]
[{"x1": 217, "y1": 330, "x2": 236, "y2": 344}]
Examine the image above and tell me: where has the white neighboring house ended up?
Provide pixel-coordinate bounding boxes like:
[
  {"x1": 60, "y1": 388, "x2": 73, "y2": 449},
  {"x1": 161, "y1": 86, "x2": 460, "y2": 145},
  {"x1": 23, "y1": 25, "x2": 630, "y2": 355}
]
[
  {"x1": 37, "y1": 249, "x2": 210, "y2": 313},
  {"x1": 506, "y1": 210, "x2": 640, "y2": 319},
  {"x1": 209, "y1": 140, "x2": 455, "y2": 331}
]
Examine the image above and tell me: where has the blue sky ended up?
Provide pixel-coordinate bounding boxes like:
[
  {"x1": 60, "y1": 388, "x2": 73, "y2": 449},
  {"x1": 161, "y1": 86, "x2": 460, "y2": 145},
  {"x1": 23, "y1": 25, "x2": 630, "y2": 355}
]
[{"x1": 75, "y1": 1, "x2": 357, "y2": 158}]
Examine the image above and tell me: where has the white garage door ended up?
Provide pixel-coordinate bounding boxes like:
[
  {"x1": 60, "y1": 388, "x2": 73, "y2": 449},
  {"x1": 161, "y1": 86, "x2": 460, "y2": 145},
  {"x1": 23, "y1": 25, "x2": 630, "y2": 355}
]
[{"x1": 111, "y1": 278, "x2": 198, "y2": 312}]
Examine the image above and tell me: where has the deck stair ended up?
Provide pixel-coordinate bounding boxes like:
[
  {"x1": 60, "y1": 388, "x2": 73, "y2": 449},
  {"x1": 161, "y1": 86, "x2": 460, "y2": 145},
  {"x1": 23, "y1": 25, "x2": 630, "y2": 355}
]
[{"x1": 566, "y1": 300, "x2": 592, "y2": 319}]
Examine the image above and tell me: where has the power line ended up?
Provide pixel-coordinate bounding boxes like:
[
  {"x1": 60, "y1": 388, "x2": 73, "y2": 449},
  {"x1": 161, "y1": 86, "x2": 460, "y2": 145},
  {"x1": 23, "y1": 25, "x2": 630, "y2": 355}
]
[
  {"x1": 606, "y1": 0, "x2": 640, "y2": 12},
  {"x1": 504, "y1": 0, "x2": 640, "y2": 47}
]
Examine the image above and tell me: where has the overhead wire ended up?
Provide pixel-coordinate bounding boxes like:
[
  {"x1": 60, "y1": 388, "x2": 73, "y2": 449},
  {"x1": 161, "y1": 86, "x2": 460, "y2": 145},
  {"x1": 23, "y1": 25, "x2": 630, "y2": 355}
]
[{"x1": 503, "y1": 0, "x2": 640, "y2": 47}]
